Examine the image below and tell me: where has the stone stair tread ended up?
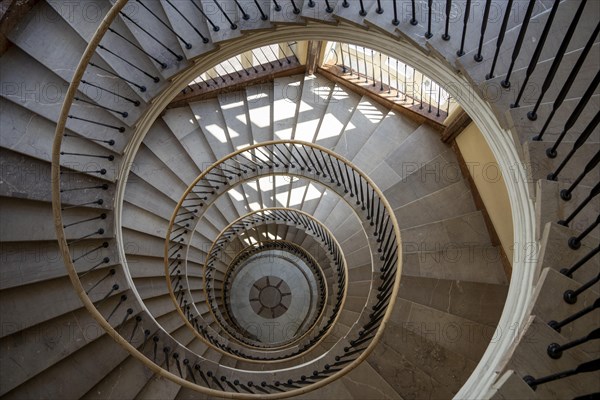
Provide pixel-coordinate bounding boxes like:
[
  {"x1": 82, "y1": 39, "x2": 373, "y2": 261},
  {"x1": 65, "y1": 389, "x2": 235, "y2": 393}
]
[
  {"x1": 273, "y1": 74, "x2": 305, "y2": 140},
  {"x1": 118, "y1": 2, "x2": 191, "y2": 77},
  {"x1": 362, "y1": 1, "x2": 402, "y2": 39},
  {"x1": 394, "y1": 179, "x2": 477, "y2": 229},
  {"x1": 238, "y1": 0, "x2": 274, "y2": 32},
  {"x1": 2, "y1": 331, "x2": 129, "y2": 400},
  {"x1": 426, "y1": 0, "x2": 551, "y2": 72},
  {"x1": 503, "y1": 315, "x2": 598, "y2": 399},
  {"x1": 461, "y1": 0, "x2": 598, "y2": 88},
  {"x1": 506, "y1": 95, "x2": 600, "y2": 145},
  {"x1": 6, "y1": 1, "x2": 146, "y2": 124},
  {"x1": 531, "y1": 268, "x2": 598, "y2": 341},
  {"x1": 0, "y1": 47, "x2": 133, "y2": 146},
  {"x1": 313, "y1": 82, "x2": 362, "y2": 149},
  {"x1": 333, "y1": 95, "x2": 388, "y2": 159},
  {"x1": 199, "y1": 0, "x2": 243, "y2": 44},
  {"x1": 390, "y1": 298, "x2": 495, "y2": 363},
  {"x1": 487, "y1": 369, "x2": 539, "y2": 400},
  {"x1": 0, "y1": 239, "x2": 118, "y2": 291},
  {"x1": 534, "y1": 179, "x2": 599, "y2": 240},
  {"x1": 159, "y1": 0, "x2": 216, "y2": 59},
  {"x1": 479, "y1": 41, "x2": 600, "y2": 128},
  {"x1": 246, "y1": 82, "x2": 274, "y2": 143},
  {"x1": 398, "y1": 275, "x2": 508, "y2": 327},
  {"x1": 293, "y1": 74, "x2": 336, "y2": 142},
  {"x1": 403, "y1": 244, "x2": 508, "y2": 285},
  {"x1": 0, "y1": 148, "x2": 115, "y2": 207},
  {"x1": 384, "y1": 147, "x2": 463, "y2": 209},
  {"x1": 270, "y1": 0, "x2": 308, "y2": 25},
  {"x1": 400, "y1": 210, "x2": 493, "y2": 248},
  {"x1": 367, "y1": 329, "x2": 455, "y2": 400},
  {"x1": 537, "y1": 222, "x2": 599, "y2": 286},
  {"x1": 301, "y1": 0, "x2": 339, "y2": 25},
  {"x1": 333, "y1": 0, "x2": 374, "y2": 28},
  {"x1": 381, "y1": 319, "x2": 478, "y2": 397}
]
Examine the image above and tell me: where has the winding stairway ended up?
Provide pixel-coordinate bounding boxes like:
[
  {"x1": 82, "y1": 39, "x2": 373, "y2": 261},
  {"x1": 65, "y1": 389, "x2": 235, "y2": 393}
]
[{"x1": 0, "y1": 0, "x2": 598, "y2": 399}]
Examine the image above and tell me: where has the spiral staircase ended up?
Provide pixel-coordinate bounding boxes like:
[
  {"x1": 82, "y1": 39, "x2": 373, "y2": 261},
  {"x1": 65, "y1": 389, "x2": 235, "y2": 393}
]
[{"x1": 0, "y1": 0, "x2": 598, "y2": 399}]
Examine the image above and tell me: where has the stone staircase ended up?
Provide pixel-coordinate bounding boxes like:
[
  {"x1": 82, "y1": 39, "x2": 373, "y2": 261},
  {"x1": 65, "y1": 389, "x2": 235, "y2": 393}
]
[{"x1": 0, "y1": 0, "x2": 598, "y2": 399}]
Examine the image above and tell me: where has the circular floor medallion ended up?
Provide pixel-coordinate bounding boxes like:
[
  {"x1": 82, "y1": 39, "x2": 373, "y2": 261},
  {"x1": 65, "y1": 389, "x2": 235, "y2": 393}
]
[{"x1": 249, "y1": 276, "x2": 291, "y2": 319}]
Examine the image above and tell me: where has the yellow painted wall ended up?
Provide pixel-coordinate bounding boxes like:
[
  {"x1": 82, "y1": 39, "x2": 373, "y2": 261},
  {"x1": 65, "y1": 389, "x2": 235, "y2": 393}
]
[{"x1": 455, "y1": 122, "x2": 514, "y2": 263}]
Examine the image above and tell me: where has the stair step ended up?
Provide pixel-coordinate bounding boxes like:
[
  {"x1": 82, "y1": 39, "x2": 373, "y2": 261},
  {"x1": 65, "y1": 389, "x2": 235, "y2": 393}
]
[
  {"x1": 273, "y1": 74, "x2": 305, "y2": 140},
  {"x1": 45, "y1": 1, "x2": 166, "y2": 100},
  {"x1": 246, "y1": 82, "x2": 274, "y2": 143},
  {"x1": 525, "y1": 141, "x2": 598, "y2": 188},
  {"x1": 333, "y1": 96, "x2": 388, "y2": 160},
  {"x1": 118, "y1": 2, "x2": 191, "y2": 77},
  {"x1": 506, "y1": 94, "x2": 600, "y2": 145},
  {"x1": 351, "y1": 111, "x2": 420, "y2": 191},
  {"x1": 238, "y1": 0, "x2": 273, "y2": 32},
  {"x1": 531, "y1": 268, "x2": 598, "y2": 342},
  {"x1": 301, "y1": 0, "x2": 339, "y2": 25},
  {"x1": 2, "y1": 330, "x2": 129, "y2": 400},
  {"x1": 0, "y1": 239, "x2": 118, "y2": 291},
  {"x1": 398, "y1": 276, "x2": 507, "y2": 327},
  {"x1": 390, "y1": 298, "x2": 496, "y2": 362},
  {"x1": 503, "y1": 316, "x2": 597, "y2": 399},
  {"x1": 334, "y1": 0, "x2": 375, "y2": 29},
  {"x1": 462, "y1": 0, "x2": 598, "y2": 90},
  {"x1": 0, "y1": 148, "x2": 115, "y2": 207},
  {"x1": 293, "y1": 74, "x2": 336, "y2": 142},
  {"x1": 161, "y1": 106, "x2": 217, "y2": 167},
  {"x1": 534, "y1": 179, "x2": 598, "y2": 240},
  {"x1": 0, "y1": 198, "x2": 113, "y2": 242},
  {"x1": 368, "y1": 328, "x2": 455, "y2": 399},
  {"x1": 337, "y1": 360, "x2": 402, "y2": 400},
  {"x1": 394, "y1": 179, "x2": 477, "y2": 229},
  {"x1": 403, "y1": 244, "x2": 507, "y2": 285},
  {"x1": 380, "y1": 319, "x2": 478, "y2": 397},
  {"x1": 481, "y1": 40, "x2": 600, "y2": 128},
  {"x1": 537, "y1": 222, "x2": 599, "y2": 286},
  {"x1": 313, "y1": 82, "x2": 362, "y2": 149},
  {"x1": 159, "y1": 0, "x2": 216, "y2": 59},
  {"x1": 384, "y1": 147, "x2": 462, "y2": 209},
  {"x1": 7, "y1": 1, "x2": 145, "y2": 125},
  {"x1": 400, "y1": 210, "x2": 492, "y2": 248},
  {"x1": 0, "y1": 47, "x2": 133, "y2": 147},
  {"x1": 200, "y1": 0, "x2": 243, "y2": 44},
  {"x1": 270, "y1": 0, "x2": 307, "y2": 25},
  {"x1": 487, "y1": 370, "x2": 539, "y2": 400}
]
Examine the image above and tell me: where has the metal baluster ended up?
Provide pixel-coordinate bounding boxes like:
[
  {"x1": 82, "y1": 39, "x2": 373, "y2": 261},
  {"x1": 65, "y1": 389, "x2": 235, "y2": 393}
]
[
  {"x1": 359, "y1": 0, "x2": 367, "y2": 16},
  {"x1": 511, "y1": 0, "x2": 561, "y2": 107},
  {"x1": 108, "y1": 27, "x2": 167, "y2": 69},
  {"x1": 563, "y1": 275, "x2": 600, "y2": 305},
  {"x1": 190, "y1": 0, "x2": 220, "y2": 31},
  {"x1": 325, "y1": 0, "x2": 334, "y2": 12},
  {"x1": 442, "y1": 0, "x2": 452, "y2": 40},
  {"x1": 456, "y1": 0, "x2": 471, "y2": 56},
  {"x1": 88, "y1": 62, "x2": 147, "y2": 92},
  {"x1": 97, "y1": 45, "x2": 160, "y2": 82},
  {"x1": 486, "y1": 0, "x2": 513, "y2": 79},
  {"x1": 559, "y1": 151, "x2": 600, "y2": 201},
  {"x1": 212, "y1": 0, "x2": 238, "y2": 29},
  {"x1": 234, "y1": 0, "x2": 250, "y2": 20},
  {"x1": 568, "y1": 215, "x2": 600, "y2": 250},
  {"x1": 371, "y1": 49, "x2": 376, "y2": 87},
  {"x1": 534, "y1": 22, "x2": 600, "y2": 141},
  {"x1": 376, "y1": 0, "x2": 383, "y2": 14},
  {"x1": 547, "y1": 112, "x2": 600, "y2": 180},
  {"x1": 527, "y1": 0, "x2": 588, "y2": 121},
  {"x1": 163, "y1": 0, "x2": 210, "y2": 43},
  {"x1": 273, "y1": 0, "x2": 282, "y2": 11},
  {"x1": 119, "y1": 12, "x2": 185, "y2": 59},
  {"x1": 473, "y1": 0, "x2": 492, "y2": 62},
  {"x1": 290, "y1": 0, "x2": 301, "y2": 14},
  {"x1": 425, "y1": 0, "x2": 433, "y2": 39},
  {"x1": 74, "y1": 97, "x2": 128, "y2": 118},
  {"x1": 410, "y1": 0, "x2": 417, "y2": 25},
  {"x1": 501, "y1": 0, "x2": 538, "y2": 87},
  {"x1": 544, "y1": 71, "x2": 600, "y2": 153},
  {"x1": 362, "y1": 47, "x2": 368, "y2": 83},
  {"x1": 524, "y1": 358, "x2": 600, "y2": 390},
  {"x1": 560, "y1": 245, "x2": 600, "y2": 277}
]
